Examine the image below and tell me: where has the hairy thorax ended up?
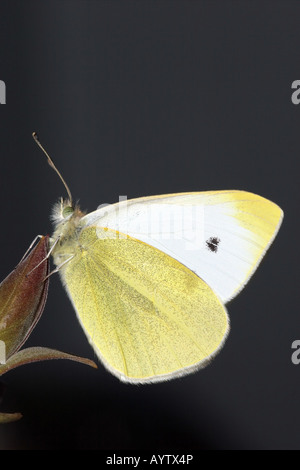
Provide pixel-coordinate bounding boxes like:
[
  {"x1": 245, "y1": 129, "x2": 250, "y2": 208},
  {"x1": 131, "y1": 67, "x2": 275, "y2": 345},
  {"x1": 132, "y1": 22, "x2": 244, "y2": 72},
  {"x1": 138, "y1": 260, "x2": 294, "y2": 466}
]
[{"x1": 51, "y1": 202, "x2": 86, "y2": 267}]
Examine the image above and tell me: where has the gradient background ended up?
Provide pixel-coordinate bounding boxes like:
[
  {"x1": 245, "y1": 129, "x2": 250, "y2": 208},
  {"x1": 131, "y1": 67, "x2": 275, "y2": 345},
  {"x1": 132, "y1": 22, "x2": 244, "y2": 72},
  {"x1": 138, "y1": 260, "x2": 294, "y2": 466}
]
[{"x1": 0, "y1": 0, "x2": 299, "y2": 450}]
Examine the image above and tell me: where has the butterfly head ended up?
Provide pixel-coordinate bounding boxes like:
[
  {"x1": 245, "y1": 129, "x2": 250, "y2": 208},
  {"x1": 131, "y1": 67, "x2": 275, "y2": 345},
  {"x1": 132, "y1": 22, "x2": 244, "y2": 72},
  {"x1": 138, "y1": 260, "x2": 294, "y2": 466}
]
[{"x1": 51, "y1": 198, "x2": 85, "y2": 228}]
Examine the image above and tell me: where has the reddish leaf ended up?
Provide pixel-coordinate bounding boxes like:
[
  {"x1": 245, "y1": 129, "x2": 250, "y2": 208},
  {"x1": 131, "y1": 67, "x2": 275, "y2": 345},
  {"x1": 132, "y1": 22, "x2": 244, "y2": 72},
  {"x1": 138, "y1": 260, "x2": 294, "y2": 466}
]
[
  {"x1": 0, "y1": 412, "x2": 22, "y2": 424},
  {"x1": 0, "y1": 237, "x2": 97, "y2": 423},
  {"x1": 0, "y1": 347, "x2": 97, "y2": 377},
  {"x1": 0, "y1": 236, "x2": 50, "y2": 360}
]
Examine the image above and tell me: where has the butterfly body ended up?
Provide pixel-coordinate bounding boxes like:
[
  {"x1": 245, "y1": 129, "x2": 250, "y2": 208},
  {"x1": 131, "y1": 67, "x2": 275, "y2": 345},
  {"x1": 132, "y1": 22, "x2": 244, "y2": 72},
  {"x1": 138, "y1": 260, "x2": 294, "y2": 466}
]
[
  {"x1": 51, "y1": 202, "x2": 85, "y2": 265},
  {"x1": 48, "y1": 190, "x2": 283, "y2": 384}
]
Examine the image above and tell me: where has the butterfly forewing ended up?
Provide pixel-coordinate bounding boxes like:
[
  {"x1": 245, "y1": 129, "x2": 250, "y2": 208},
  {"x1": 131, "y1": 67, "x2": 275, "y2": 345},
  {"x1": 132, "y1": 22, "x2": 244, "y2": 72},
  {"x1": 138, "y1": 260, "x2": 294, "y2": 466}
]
[{"x1": 82, "y1": 191, "x2": 283, "y2": 303}]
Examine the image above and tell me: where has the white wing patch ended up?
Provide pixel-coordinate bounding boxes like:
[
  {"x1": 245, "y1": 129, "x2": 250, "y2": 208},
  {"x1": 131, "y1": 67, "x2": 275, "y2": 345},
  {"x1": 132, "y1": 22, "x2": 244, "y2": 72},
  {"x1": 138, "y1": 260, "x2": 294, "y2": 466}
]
[{"x1": 81, "y1": 191, "x2": 283, "y2": 304}]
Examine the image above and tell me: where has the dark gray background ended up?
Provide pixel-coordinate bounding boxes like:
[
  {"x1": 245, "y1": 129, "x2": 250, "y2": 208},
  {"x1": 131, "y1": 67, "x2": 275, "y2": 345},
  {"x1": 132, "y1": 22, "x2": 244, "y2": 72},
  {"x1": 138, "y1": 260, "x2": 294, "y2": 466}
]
[{"x1": 0, "y1": 0, "x2": 298, "y2": 450}]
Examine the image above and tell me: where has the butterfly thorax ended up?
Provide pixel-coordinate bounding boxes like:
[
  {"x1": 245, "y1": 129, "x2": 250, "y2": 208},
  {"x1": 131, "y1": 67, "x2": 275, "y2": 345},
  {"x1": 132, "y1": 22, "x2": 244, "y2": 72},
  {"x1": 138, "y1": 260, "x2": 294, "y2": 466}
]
[{"x1": 50, "y1": 200, "x2": 86, "y2": 267}]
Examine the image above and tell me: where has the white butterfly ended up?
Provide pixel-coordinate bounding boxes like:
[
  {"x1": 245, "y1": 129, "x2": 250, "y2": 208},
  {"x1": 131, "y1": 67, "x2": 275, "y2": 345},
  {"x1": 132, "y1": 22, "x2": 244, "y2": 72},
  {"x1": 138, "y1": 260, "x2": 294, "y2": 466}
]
[{"x1": 34, "y1": 133, "x2": 284, "y2": 383}]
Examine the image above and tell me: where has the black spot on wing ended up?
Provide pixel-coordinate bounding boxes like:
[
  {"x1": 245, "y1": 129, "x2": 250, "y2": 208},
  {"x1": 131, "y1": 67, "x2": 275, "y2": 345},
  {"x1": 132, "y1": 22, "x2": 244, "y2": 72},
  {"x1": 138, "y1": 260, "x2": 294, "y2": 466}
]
[{"x1": 206, "y1": 236, "x2": 220, "y2": 253}]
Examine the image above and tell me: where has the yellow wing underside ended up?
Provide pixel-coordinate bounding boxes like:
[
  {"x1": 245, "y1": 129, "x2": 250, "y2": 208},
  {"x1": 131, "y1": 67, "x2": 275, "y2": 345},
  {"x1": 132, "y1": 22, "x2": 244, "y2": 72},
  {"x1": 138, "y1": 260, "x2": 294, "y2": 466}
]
[{"x1": 62, "y1": 227, "x2": 229, "y2": 383}]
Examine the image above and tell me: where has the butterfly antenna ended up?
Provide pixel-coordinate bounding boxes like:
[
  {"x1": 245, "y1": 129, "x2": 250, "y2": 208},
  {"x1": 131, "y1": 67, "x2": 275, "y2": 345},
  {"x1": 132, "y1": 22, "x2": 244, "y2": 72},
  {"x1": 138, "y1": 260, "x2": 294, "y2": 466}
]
[{"x1": 32, "y1": 132, "x2": 73, "y2": 206}]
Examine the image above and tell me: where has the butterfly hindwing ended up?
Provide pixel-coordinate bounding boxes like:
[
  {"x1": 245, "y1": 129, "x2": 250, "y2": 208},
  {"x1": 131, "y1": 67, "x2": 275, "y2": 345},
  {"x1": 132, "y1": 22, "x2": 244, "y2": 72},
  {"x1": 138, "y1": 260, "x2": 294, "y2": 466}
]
[{"x1": 60, "y1": 226, "x2": 229, "y2": 383}]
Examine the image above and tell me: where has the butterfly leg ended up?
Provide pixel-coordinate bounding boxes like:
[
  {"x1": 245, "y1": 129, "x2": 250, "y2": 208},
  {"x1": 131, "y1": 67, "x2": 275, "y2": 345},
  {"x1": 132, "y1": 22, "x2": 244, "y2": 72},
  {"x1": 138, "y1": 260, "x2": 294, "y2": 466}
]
[
  {"x1": 20, "y1": 235, "x2": 44, "y2": 262},
  {"x1": 26, "y1": 236, "x2": 61, "y2": 278},
  {"x1": 43, "y1": 255, "x2": 75, "y2": 281}
]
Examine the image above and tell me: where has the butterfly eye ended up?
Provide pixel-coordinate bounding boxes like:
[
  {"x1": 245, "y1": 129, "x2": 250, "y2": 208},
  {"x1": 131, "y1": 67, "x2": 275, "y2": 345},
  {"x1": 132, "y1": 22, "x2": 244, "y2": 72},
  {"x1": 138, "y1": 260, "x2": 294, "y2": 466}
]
[{"x1": 62, "y1": 206, "x2": 74, "y2": 218}]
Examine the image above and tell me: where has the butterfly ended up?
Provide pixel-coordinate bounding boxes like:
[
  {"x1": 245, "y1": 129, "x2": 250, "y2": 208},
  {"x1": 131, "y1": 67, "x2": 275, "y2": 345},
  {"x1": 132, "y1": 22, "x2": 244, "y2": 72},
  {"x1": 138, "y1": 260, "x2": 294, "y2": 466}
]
[{"x1": 33, "y1": 133, "x2": 283, "y2": 384}]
